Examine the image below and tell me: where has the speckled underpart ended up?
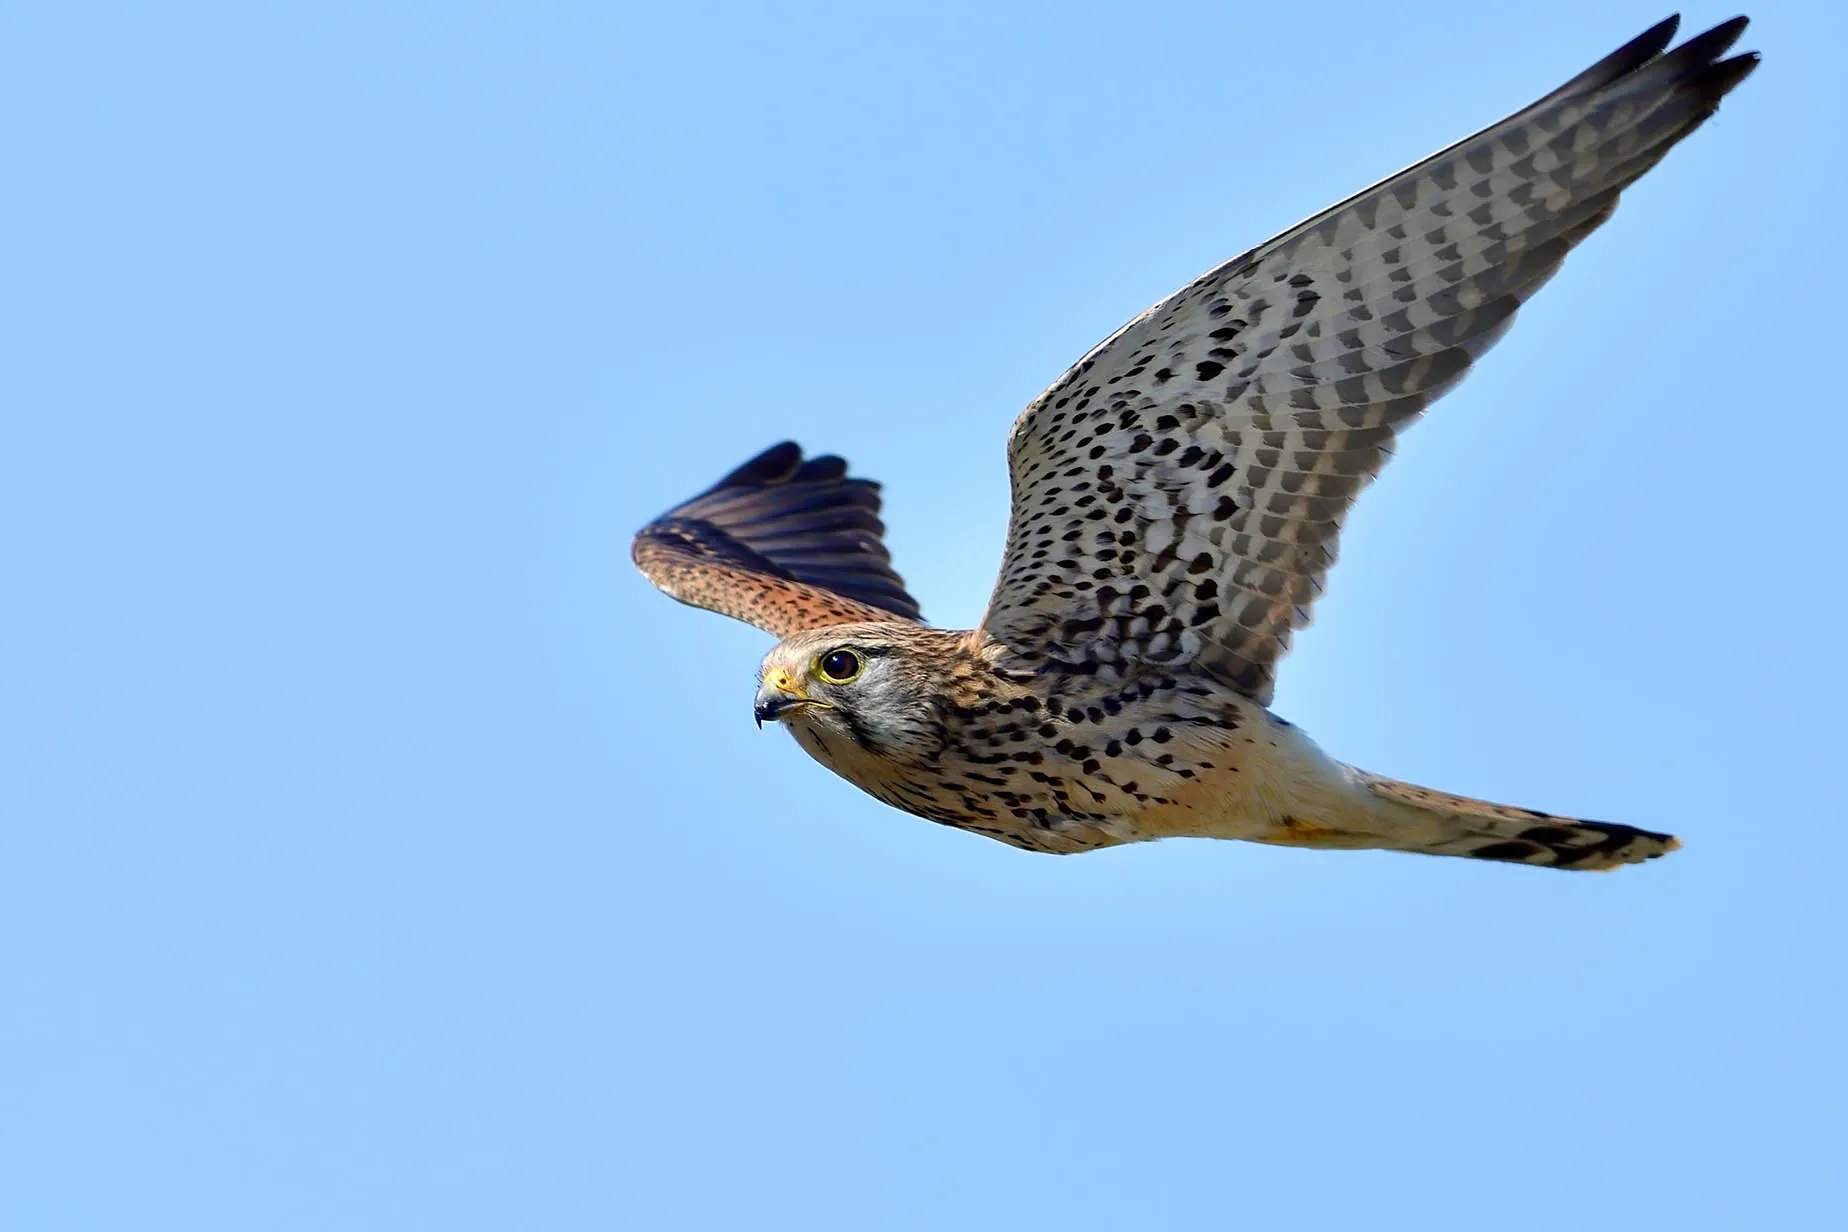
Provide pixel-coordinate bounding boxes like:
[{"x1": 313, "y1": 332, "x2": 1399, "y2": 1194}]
[
  {"x1": 783, "y1": 625, "x2": 1274, "y2": 854},
  {"x1": 634, "y1": 19, "x2": 1755, "y2": 871}
]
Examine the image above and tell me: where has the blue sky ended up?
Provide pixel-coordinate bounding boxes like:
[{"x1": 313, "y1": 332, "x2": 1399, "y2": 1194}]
[{"x1": 4, "y1": 2, "x2": 1844, "y2": 1228}]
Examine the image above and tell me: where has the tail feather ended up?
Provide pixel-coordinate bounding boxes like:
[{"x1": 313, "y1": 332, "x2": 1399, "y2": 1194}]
[{"x1": 1352, "y1": 770, "x2": 1679, "y2": 871}]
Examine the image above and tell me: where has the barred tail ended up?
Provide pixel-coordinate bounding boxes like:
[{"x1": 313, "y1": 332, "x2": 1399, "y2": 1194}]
[{"x1": 1352, "y1": 770, "x2": 1680, "y2": 871}]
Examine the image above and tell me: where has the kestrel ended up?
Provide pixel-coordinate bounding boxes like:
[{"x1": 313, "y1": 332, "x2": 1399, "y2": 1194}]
[{"x1": 635, "y1": 17, "x2": 1756, "y2": 869}]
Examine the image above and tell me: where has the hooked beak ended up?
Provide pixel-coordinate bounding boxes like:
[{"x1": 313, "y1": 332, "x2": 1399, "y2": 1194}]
[
  {"x1": 754, "y1": 668, "x2": 829, "y2": 728},
  {"x1": 753, "y1": 695, "x2": 800, "y2": 727}
]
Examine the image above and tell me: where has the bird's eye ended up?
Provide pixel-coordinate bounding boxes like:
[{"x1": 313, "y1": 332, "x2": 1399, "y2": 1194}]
[{"x1": 817, "y1": 649, "x2": 863, "y2": 684}]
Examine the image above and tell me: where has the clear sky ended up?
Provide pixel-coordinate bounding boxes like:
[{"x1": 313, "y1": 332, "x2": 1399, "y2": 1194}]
[{"x1": 4, "y1": 2, "x2": 1844, "y2": 1228}]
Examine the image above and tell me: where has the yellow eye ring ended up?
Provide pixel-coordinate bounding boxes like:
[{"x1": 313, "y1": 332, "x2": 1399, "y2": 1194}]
[{"x1": 815, "y1": 648, "x2": 863, "y2": 684}]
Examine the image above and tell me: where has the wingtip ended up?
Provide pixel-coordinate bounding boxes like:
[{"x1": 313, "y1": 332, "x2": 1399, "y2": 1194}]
[
  {"x1": 1674, "y1": 14, "x2": 1752, "y2": 64},
  {"x1": 1708, "y1": 50, "x2": 1762, "y2": 95},
  {"x1": 1713, "y1": 13, "x2": 1752, "y2": 42},
  {"x1": 1614, "y1": 13, "x2": 1759, "y2": 106},
  {"x1": 1620, "y1": 14, "x2": 1682, "y2": 64},
  {"x1": 713, "y1": 441, "x2": 806, "y2": 488},
  {"x1": 1643, "y1": 13, "x2": 1683, "y2": 48},
  {"x1": 714, "y1": 441, "x2": 869, "y2": 490},
  {"x1": 795, "y1": 453, "x2": 851, "y2": 483}
]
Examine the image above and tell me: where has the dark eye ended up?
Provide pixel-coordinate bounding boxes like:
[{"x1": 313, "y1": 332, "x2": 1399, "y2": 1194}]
[{"x1": 817, "y1": 649, "x2": 863, "y2": 683}]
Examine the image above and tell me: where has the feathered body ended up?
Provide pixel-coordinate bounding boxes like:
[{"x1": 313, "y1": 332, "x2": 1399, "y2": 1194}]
[{"x1": 756, "y1": 624, "x2": 1677, "y2": 868}]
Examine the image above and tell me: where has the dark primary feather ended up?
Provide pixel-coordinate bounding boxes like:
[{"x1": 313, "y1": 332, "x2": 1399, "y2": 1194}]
[
  {"x1": 979, "y1": 16, "x2": 1758, "y2": 704},
  {"x1": 633, "y1": 442, "x2": 923, "y2": 637}
]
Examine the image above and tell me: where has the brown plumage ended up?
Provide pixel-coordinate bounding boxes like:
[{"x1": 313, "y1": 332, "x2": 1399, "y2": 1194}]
[{"x1": 634, "y1": 17, "x2": 1755, "y2": 869}]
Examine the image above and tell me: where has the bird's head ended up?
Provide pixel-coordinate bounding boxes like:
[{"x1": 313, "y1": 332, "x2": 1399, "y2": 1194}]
[{"x1": 754, "y1": 623, "x2": 950, "y2": 763}]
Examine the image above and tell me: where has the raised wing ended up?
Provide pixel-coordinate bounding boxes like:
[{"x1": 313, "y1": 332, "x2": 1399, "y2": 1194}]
[
  {"x1": 635, "y1": 442, "x2": 922, "y2": 637},
  {"x1": 980, "y1": 16, "x2": 1756, "y2": 703}
]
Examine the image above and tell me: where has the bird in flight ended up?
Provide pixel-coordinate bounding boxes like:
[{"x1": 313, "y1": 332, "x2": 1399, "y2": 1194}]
[{"x1": 634, "y1": 16, "x2": 1756, "y2": 869}]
